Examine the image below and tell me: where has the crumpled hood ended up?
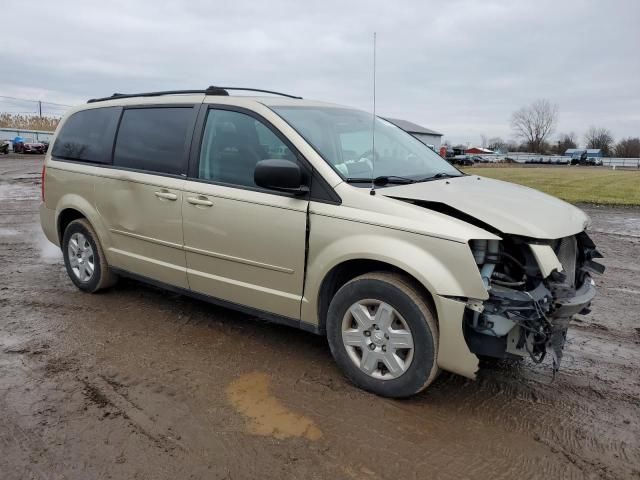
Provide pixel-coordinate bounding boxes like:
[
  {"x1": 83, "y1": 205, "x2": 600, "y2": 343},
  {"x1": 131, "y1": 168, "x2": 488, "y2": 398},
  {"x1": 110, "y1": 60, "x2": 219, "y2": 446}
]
[{"x1": 381, "y1": 175, "x2": 589, "y2": 239}]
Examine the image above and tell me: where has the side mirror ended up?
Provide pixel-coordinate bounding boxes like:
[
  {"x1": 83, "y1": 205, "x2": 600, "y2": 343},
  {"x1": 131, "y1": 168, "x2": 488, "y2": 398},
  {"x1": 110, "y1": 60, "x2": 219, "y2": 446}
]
[{"x1": 254, "y1": 159, "x2": 309, "y2": 196}]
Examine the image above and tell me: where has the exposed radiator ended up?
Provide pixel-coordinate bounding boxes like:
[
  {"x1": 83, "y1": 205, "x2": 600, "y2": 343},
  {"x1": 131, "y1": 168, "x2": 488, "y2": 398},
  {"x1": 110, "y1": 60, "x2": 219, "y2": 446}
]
[{"x1": 556, "y1": 236, "x2": 578, "y2": 287}]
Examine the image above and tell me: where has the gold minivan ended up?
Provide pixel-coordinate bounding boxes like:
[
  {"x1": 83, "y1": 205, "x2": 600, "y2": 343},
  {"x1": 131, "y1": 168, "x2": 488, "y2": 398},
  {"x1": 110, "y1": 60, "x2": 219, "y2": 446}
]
[{"x1": 40, "y1": 86, "x2": 603, "y2": 397}]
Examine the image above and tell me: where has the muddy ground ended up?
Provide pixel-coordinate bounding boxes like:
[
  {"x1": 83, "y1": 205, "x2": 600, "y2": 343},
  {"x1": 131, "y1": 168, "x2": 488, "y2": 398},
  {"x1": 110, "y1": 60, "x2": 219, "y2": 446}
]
[{"x1": 1, "y1": 156, "x2": 638, "y2": 480}]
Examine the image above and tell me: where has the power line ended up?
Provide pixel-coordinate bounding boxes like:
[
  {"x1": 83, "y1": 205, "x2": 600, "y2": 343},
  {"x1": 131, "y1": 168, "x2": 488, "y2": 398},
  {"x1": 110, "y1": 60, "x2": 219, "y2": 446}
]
[
  {"x1": 0, "y1": 111, "x2": 45, "y2": 115},
  {"x1": 0, "y1": 95, "x2": 72, "y2": 107}
]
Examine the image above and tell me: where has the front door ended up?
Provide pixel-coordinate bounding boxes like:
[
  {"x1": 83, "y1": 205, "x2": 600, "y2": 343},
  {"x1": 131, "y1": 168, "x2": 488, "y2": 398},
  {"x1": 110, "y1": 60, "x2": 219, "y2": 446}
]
[{"x1": 182, "y1": 107, "x2": 309, "y2": 319}]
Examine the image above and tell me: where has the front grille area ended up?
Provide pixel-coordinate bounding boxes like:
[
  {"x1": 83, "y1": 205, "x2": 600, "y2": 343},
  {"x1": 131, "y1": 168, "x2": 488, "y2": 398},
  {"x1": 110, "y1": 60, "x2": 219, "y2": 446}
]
[{"x1": 556, "y1": 236, "x2": 578, "y2": 287}]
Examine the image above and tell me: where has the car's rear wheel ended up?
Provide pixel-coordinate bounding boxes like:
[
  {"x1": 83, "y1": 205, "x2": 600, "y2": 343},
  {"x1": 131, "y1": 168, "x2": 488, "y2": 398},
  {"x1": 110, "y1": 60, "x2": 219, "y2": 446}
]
[
  {"x1": 326, "y1": 272, "x2": 439, "y2": 398},
  {"x1": 62, "y1": 219, "x2": 117, "y2": 292}
]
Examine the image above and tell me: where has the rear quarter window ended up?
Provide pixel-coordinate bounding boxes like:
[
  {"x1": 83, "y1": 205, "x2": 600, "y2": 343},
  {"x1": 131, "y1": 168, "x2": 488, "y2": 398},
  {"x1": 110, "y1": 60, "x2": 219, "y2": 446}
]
[
  {"x1": 113, "y1": 107, "x2": 194, "y2": 176},
  {"x1": 51, "y1": 107, "x2": 121, "y2": 163}
]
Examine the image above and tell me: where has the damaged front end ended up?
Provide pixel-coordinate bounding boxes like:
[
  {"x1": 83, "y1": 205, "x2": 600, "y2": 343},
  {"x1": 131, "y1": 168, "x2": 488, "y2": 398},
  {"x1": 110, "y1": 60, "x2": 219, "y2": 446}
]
[{"x1": 465, "y1": 232, "x2": 604, "y2": 371}]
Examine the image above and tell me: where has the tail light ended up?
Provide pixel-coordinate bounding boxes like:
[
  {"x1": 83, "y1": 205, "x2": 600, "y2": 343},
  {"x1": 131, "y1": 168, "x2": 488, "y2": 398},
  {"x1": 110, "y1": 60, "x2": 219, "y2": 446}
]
[{"x1": 41, "y1": 164, "x2": 46, "y2": 202}]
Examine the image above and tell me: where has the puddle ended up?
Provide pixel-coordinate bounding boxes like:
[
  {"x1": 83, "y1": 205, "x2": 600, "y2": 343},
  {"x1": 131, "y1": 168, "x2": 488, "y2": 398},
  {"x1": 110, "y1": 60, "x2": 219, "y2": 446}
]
[
  {"x1": 28, "y1": 228, "x2": 62, "y2": 262},
  {"x1": 0, "y1": 227, "x2": 18, "y2": 236},
  {"x1": 584, "y1": 207, "x2": 640, "y2": 238},
  {"x1": 39, "y1": 237, "x2": 62, "y2": 262},
  {"x1": 226, "y1": 372, "x2": 322, "y2": 441},
  {"x1": 0, "y1": 183, "x2": 39, "y2": 201}
]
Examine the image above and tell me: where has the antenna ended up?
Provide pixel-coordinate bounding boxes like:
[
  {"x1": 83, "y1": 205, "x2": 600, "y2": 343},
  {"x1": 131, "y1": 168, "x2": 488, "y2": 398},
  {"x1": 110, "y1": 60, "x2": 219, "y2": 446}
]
[{"x1": 370, "y1": 32, "x2": 377, "y2": 196}]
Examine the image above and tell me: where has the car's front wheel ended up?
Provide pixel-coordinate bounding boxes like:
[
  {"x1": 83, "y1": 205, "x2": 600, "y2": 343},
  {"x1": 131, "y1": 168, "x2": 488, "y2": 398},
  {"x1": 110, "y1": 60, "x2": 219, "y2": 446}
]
[
  {"x1": 326, "y1": 272, "x2": 439, "y2": 398},
  {"x1": 62, "y1": 218, "x2": 117, "y2": 292}
]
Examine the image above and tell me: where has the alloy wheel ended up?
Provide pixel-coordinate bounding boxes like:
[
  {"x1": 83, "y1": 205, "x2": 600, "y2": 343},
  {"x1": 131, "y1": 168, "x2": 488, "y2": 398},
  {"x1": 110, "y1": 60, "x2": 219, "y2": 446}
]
[
  {"x1": 67, "y1": 232, "x2": 95, "y2": 282},
  {"x1": 341, "y1": 299, "x2": 414, "y2": 379}
]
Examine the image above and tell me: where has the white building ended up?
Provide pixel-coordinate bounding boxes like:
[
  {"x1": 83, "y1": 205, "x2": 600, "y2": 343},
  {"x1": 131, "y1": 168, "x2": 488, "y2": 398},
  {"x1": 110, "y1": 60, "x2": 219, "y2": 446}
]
[{"x1": 383, "y1": 118, "x2": 443, "y2": 150}]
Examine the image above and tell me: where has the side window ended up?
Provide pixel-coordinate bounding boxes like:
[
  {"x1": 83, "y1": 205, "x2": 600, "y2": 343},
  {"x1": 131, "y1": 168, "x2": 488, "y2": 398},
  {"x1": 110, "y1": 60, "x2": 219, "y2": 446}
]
[
  {"x1": 113, "y1": 107, "x2": 193, "y2": 175},
  {"x1": 198, "y1": 109, "x2": 296, "y2": 187},
  {"x1": 51, "y1": 107, "x2": 121, "y2": 163}
]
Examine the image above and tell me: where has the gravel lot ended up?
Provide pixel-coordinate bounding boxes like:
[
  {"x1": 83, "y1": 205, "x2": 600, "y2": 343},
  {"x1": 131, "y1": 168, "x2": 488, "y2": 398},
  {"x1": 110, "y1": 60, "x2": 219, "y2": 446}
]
[{"x1": 1, "y1": 156, "x2": 639, "y2": 480}]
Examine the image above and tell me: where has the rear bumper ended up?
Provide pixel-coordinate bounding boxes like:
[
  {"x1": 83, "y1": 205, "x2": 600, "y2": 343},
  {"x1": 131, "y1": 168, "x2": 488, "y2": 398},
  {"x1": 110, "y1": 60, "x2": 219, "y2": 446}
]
[{"x1": 40, "y1": 203, "x2": 59, "y2": 247}]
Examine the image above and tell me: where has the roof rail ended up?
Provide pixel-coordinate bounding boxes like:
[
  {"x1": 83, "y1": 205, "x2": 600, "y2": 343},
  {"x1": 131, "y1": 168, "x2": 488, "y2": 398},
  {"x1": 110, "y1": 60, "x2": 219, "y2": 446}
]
[
  {"x1": 87, "y1": 86, "x2": 301, "y2": 103},
  {"x1": 215, "y1": 87, "x2": 302, "y2": 99}
]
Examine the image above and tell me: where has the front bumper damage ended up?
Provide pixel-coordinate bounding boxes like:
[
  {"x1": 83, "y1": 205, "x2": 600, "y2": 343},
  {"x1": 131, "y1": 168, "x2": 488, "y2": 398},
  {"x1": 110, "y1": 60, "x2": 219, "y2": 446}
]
[{"x1": 464, "y1": 232, "x2": 604, "y2": 371}]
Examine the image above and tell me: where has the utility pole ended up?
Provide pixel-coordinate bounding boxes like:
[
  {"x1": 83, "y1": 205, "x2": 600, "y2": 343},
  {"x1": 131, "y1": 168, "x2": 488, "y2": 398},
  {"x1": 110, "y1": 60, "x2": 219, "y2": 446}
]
[{"x1": 38, "y1": 100, "x2": 42, "y2": 118}]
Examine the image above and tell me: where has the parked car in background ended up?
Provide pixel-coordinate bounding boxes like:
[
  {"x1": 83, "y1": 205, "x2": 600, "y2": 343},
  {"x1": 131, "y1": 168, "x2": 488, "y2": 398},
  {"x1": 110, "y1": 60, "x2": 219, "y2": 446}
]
[
  {"x1": 451, "y1": 155, "x2": 474, "y2": 166},
  {"x1": 0, "y1": 141, "x2": 9, "y2": 154},
  {"x1": 570, "y1": 152, "x2": 602, "y2": 166},
  {"x1": 14, "y1": 138, "x2": 46, "y2": 154},
  {"x1": 40, "y1": 86, "x2": 604, "y2": 398}
]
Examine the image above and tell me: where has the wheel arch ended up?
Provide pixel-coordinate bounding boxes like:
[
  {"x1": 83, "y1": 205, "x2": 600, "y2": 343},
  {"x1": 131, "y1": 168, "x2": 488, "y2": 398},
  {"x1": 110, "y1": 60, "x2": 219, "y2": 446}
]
[
  {"x1": 57, "y1": 207, "x2": 87, "y2": 244},
  {"x1": 314, "y1": 258, "x2": 437, "y2": 335},
  {"x1": 303, "y1": 231, "x2": 486, "y2": 328},
  {"x1": 54, "y1": 194, "x2": 109, "y2": 250}
]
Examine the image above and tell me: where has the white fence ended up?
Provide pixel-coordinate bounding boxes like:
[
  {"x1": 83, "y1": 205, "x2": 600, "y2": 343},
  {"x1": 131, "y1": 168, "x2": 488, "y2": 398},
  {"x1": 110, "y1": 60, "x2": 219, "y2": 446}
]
[
  {"x1": 474, "y1": 153, "x2": 640, "y2": 168},
  {"x1": 600, "y1": 158, "x2": 640, "y2": 168}
]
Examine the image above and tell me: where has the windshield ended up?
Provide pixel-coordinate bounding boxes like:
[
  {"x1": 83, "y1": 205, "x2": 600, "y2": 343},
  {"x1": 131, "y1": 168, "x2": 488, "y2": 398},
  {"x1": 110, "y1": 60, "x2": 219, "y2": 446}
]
[{"x1": 270, "y1": 106, "x2": 461, "y2": 183}]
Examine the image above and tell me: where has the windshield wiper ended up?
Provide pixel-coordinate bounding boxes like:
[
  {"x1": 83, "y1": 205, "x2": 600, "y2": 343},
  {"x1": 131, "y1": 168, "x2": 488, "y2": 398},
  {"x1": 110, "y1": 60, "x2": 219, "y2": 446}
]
[
  {"x1": 414, "y1": 172, "x2": 462, "y2": 182},
  {"x1": 346, "y1": 175, "x2": 415, "y2": 186}
]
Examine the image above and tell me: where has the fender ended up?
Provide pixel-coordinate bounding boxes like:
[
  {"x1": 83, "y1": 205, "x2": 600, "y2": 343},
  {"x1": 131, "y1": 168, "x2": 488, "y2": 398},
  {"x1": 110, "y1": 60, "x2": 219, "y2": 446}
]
[{"x1": 302, "y1": 213, "x2": 489, "y2": 325}]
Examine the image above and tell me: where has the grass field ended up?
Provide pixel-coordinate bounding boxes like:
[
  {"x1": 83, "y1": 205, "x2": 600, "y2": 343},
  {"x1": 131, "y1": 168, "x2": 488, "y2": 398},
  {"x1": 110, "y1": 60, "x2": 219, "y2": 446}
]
[{"x1": 462, "y1": 167, "x2": 640, "y2": 206}]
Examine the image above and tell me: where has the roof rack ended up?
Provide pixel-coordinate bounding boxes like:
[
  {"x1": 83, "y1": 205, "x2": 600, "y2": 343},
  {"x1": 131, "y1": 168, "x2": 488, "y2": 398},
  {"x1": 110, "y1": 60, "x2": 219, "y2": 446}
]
[{"x1": 87, "y1": 86, "x2": 302, "y2": 103}]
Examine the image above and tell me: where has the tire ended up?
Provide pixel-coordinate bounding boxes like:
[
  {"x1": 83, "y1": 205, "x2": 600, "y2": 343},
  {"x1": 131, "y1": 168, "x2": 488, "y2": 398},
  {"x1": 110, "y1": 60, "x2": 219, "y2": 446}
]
[
  {"x1": 62, "y1": 218, "x2": 117, "y2": 293},
  {"x1": 326, "y1": 272, "x2": 439, "y2": 398}
]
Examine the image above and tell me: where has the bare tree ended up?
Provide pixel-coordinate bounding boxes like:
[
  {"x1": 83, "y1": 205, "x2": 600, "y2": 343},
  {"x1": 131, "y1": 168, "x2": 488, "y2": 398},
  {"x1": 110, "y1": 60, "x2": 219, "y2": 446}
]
[
  {"x1": 480, "y1": 134, "x2": 487, "y2": 148},
  {"x1": 584, "y1": 126, "x2": 614, "y2": 156},
  {"x1": 504, "y1": 140, "x2": 519, "y2": 152},
  {"x1": 554, "y1": 132, "x2": 577, "y2": 154},
  {"x1": 614, "y1": 137, "x2": 640, "y2": 158},
  {"x1": 510, "y1": 99, "x2": 558, "y2": 153},
  {"x1": 487, "y1": 136, "x2": 508, "y2": 152}
]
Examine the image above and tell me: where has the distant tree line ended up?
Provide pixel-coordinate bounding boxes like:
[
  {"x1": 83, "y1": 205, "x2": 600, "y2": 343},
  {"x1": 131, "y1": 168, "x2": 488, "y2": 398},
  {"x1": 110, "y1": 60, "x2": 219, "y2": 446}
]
[
  {"x1": 0, "y1": 113, "x2": 60, "y2": 132},
  {"x1": 480, "y1": 99, "x2": 639, "y2": 157}
]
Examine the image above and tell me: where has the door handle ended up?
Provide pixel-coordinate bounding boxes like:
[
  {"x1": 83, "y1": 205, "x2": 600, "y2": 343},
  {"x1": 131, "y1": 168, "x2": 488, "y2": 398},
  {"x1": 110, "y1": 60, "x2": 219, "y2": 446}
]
[
  {"x1": 154, "y1": 191, "x2": 178, "y2": 201},
  {"x1": 187, "y1": 196, "x2": 214, "y2": 207}
]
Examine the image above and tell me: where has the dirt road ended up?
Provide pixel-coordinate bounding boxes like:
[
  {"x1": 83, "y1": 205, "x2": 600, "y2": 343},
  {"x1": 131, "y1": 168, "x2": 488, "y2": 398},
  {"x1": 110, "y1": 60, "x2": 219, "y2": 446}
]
[{"x1": 1, "y1": 157, "x2": 639, "y2": 480}]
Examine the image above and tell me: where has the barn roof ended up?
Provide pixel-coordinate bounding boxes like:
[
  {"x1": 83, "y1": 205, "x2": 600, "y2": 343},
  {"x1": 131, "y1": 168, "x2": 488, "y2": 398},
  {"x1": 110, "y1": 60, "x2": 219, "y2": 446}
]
[
  {"x1": 383, "y1": 118, "x2": 443, "y2": 136},
  {"x1": 466, "y1": 147, "x2": 494, "y2": 153}
]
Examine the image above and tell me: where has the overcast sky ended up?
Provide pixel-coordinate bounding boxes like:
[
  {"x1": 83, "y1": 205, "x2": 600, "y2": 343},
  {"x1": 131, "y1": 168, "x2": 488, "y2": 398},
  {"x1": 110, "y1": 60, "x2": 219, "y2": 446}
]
[{"x1": 2, "y1": 0, "x2": 639, "y2": 146}]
